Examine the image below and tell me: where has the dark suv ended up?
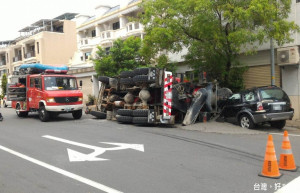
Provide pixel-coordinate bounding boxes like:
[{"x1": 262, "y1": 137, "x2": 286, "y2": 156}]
[{"x1": 219, "y1": 86, "x2": 294, "y2": 129}]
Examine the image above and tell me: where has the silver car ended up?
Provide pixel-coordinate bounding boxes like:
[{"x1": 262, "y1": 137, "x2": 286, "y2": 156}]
[{"x1": 3, "y1": 95, "x2": 12, "y2": 107}]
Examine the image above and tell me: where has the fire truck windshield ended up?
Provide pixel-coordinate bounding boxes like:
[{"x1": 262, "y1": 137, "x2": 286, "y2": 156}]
[{"x1": 44, "y1": 77, "x2": 78, "y2": 91}]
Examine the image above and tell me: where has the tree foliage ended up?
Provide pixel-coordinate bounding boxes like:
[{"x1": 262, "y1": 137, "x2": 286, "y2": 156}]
[
  {"x1": 140, "y1": 0, "x2": 299, "y2": 89},
  {"x1": 1, "y1": 73, "x2": 7, "y2": 98},
  {"x1": 93, "y1": 37, "x2": 146, "y2": 76}
]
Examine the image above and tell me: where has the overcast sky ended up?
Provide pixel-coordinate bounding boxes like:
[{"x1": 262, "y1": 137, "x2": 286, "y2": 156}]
[{"x1": 0, "y1": 0, "x2": 121, "y2": 41}]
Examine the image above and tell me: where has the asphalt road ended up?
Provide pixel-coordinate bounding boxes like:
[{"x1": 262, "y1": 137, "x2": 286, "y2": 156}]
[{"x1": 0, "y1": 107, "x2": 300, "y2": 193}]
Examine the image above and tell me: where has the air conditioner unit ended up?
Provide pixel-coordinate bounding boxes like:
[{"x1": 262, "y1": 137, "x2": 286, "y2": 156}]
[{"x1": 277, "y1": 46, "x2": 299, "y2": 66}]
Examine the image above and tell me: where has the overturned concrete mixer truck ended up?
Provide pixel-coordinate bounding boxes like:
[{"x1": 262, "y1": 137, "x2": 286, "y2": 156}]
[{"x1": 90, "y1": 67, "x2": 232, "y2": 126}]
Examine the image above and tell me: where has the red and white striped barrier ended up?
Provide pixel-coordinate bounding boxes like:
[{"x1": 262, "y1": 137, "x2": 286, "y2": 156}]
[{"x1": 163, "y1": 71, "x2": 173, "y2": 119}]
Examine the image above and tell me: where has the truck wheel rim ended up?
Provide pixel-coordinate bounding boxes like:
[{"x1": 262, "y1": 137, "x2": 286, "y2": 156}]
[
  {"x1": 241, "y1": 117, "x2": 249, "y2": 128},
  {"x1": 41, "y1": 109, "x2": 45, "y2": 118}
]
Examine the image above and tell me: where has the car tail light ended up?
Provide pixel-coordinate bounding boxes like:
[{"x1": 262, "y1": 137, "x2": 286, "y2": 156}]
[{"x1": 257, "y1": 102, "x2": 264, "y2": 111}]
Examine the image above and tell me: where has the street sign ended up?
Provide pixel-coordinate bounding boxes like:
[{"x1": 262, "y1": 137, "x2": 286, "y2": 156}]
[{"x1": 43, "y1": 135, "x2": 144, "y2": 162}]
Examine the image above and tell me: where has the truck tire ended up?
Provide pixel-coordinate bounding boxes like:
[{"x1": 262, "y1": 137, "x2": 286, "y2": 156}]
[
  {"x1": 98, "y1": 76, "x2": 109, "y2": 84},
  {"x1": 132, "y1": 117, "x2": 148, "y2": 124},
  {"x1": 117, "y1": 109, "x2": 133, "y2": 116},
  {"x1": 270, "y1": 120, "x2": 286, "y2": 130},
  {"x1": 134, "y1": 68, "x2": 150, "y2": 75},
  {"x1": 116, "y1": 115, "x2": 133, "y2": 123},
  {"x1": 120, "y1": 78, "x2": 134, "y2": 85},
  {"x1": 133, "y1": 109, "x2": 149, "y2": 117},
  {"x1": 39, "y1": 106, "x2": 50, "y2": 122},
  {"x1": 120, "y1": 71, "x2": 134, "y2": 78},
  {"x1": 72, "y1": 110, "x2": 82, "y2": 120},
  {"x1": 16, "y1": 104, "x2": 28, "y2": 117},
  {"x1": 90, "y1": 111, "x2": 106, "y2": 119},
  {"x1": 133, "y1": 75, "x2": 155, "y2": 84}
]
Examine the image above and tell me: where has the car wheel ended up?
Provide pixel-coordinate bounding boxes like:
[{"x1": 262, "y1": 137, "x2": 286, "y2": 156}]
[
  {"x1": 239, "y1": 114, "x2": 254, "y2": 129},
  {"x1": 39, "y1": 106, "x2": 50, "y2": 122},
  {"x1": 270, "y1": 120, "x2": 286, "y2": 130}
]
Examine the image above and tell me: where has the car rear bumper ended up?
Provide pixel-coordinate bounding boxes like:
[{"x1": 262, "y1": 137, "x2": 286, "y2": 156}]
[
  {"x1": 253, "y1": 111, "x2": 294, "y2": 123},
  {"x1": 45, "y1": 104, "x2": 83, "y2": 112}
]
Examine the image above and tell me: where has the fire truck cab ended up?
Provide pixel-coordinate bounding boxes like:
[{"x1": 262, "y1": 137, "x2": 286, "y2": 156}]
[{"x1": 8, "y1": 64, "x2": 83, "y2": 122}]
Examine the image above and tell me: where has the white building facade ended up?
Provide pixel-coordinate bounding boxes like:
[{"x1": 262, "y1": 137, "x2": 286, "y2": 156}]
[{"x1": 69, "y1": 0, "x2": 144, "y2": 103}]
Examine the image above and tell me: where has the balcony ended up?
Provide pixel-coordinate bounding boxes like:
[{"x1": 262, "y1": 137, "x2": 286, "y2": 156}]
[
  {"x1": 13, "y1": 55, "x2": 22, "y2": 63},
  {"x1": 25, "y1": 51, "x2": 36, "y2": 59},
  {"x1": 79, "y1": 36, "x2": 101, "y2": 50},
  {"x1": 0, "y1": 60, "x2": 6, "y2": 66},
  {"x1": 126, "y1": 22, "x2": 144, "y2": 36}
]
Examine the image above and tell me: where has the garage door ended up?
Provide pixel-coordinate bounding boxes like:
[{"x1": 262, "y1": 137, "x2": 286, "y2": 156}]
[{"x1": 243, "y1": 65, "x2": 281, "y2": 89}]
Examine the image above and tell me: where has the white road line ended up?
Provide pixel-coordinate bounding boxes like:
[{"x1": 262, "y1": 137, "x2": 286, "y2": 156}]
[
  {"x1": 269, "y1": 133, "x2": 300, "y2": 137},
  {"x1": 275, "y1": 175, "x2": 300, "y2": 193},
  {"x1": 0, "y1": 145, "x2": 122, "y2": 193}
]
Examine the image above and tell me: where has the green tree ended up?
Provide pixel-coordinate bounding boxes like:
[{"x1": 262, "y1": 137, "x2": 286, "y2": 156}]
[
  {"x1": 140, "y1": 0, "x2": 299, "y2": 89},
  {"x1": 1, "y1": 73, "x2": 7, "y2": 98},
  {"x1": 93, "y1": 37, "x2": 146, "y2": 76}
]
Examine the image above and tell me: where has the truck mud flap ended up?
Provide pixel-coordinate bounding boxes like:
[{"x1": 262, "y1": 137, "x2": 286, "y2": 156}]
[{"x1": 182, "y1": 88, "x2": 208, "y2": 126}]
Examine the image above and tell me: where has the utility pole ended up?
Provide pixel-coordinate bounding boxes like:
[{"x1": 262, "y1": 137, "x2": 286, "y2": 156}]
[{"x1": 270, "y1": 38, "x2": 275, "y2": 86}]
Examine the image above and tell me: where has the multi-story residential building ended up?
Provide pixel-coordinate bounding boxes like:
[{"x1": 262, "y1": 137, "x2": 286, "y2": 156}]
[
  {"x1": 69, "y1": 0, "x2": 144, "y2": 102},
  {"x1": 239, "y1": 0, "x2": 300, "y2": 121},
  {"x1": 0, "y1": 13, "x2": 78, "y2": 96}
]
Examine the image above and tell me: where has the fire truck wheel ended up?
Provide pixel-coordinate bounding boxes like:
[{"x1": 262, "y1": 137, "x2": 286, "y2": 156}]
[
  {"x1": 90, "y1": 111, "x2": 106, "y2": 119},
  {"x1": 16, "y1": 104, "x2": 28, "y2": 117},
  {"x1": 72, "y1": 110, "x2": 82, "y2": 120},
  {"x1": 133, "y1": 68, "x2": 150, "y2": 75},
  {"x1": 39, "y1": 106, "x2": 50, "y2": 122},
  {"x1": 98, "y1": 76, "x2": 110, "y2": 84},
  {"x1": 4, "y1": 102, "x2": 7, "y2": 108},
  {"x1": 120, "y1": 71, "x2": 134, "y2": 78},
  {"x1": 133, "y1": 75, "x2": 155, "y2": 84},
  {"x1": 116, "y1": 115, "x2": 133, "y2": 123},
  {"x1": 132, "y1": 109, "x2": 149, "y2": 117},
  {"x1": 132, "y1": 117, "x2": 148, "y2": 125}
]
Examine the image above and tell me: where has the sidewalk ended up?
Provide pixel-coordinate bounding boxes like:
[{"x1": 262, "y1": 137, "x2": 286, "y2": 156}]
[
  {"x1": 177, "y1": 120, "x2": 299, "y2": 135},
  {"x1": 286, "y1": 120, "x2": 300, "y2": 129}
]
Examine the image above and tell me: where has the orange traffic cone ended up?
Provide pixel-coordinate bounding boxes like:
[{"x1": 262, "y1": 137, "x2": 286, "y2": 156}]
[
  {"x1": 258, "y1": 135, "x2": 282, "y2": 179},
  {"x1": 279, "y1": 131, "x2": 298, "y2": 171}
]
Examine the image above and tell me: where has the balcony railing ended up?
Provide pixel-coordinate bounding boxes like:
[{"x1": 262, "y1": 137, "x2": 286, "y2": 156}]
[
  {"x1": 13, "y1": 55, "x2": 22, "y2": 62},
  {"x1": 126, "y1": 22, "x2": 143, "y2": 34},
  {"x1": 25, "y1": 51, "x2": 36, "y2": 59},
  {"x1": 0, "y1": 60, "x2": 6, "y2": 66}
]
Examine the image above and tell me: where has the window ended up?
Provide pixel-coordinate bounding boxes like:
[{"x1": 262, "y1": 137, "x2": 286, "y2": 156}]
[
  {"x1": 91, "y1": 30, "x2": 96, "y2": 37},
  {"x1": 37, "y1": 42, "x2": 39, "y2": 54},
  {"x1": 34, "y1": 78, "x2": 41, "y2": 89},
  {"x1": 30, "y1": 78, "x2": 35, "y2": 87},
  {"x1": 243, "y1": 91, "x2": 256, "y2": 102},
  {"x1": 84, "y1": 52, "x2": 91, "y2": 60},
  {"x1": 44, "y1": 77, "x2": 78, "y2": 91},
  {"x1": 112, "y1": 22, "x2": 120, "y2": 30},
  {"x1": 105, "y1": 47, "x2": 110, "y2": 55}
]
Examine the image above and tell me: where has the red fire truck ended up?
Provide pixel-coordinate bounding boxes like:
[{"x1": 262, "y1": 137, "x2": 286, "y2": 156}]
[{"x1": 8, "y1": 64, "x2": 83, "y2": 122}]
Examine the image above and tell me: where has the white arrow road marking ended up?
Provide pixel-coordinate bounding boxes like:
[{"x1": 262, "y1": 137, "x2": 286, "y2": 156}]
[
  {"x1": 0, "y1": 144, "x2": 122, "y2": 193},
  {"x1": 100, "y1": 142, "x2": 145, "y2": 152},
  {"x1": 43, "y1": 135, "x2": 144, "y2": 162}
]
